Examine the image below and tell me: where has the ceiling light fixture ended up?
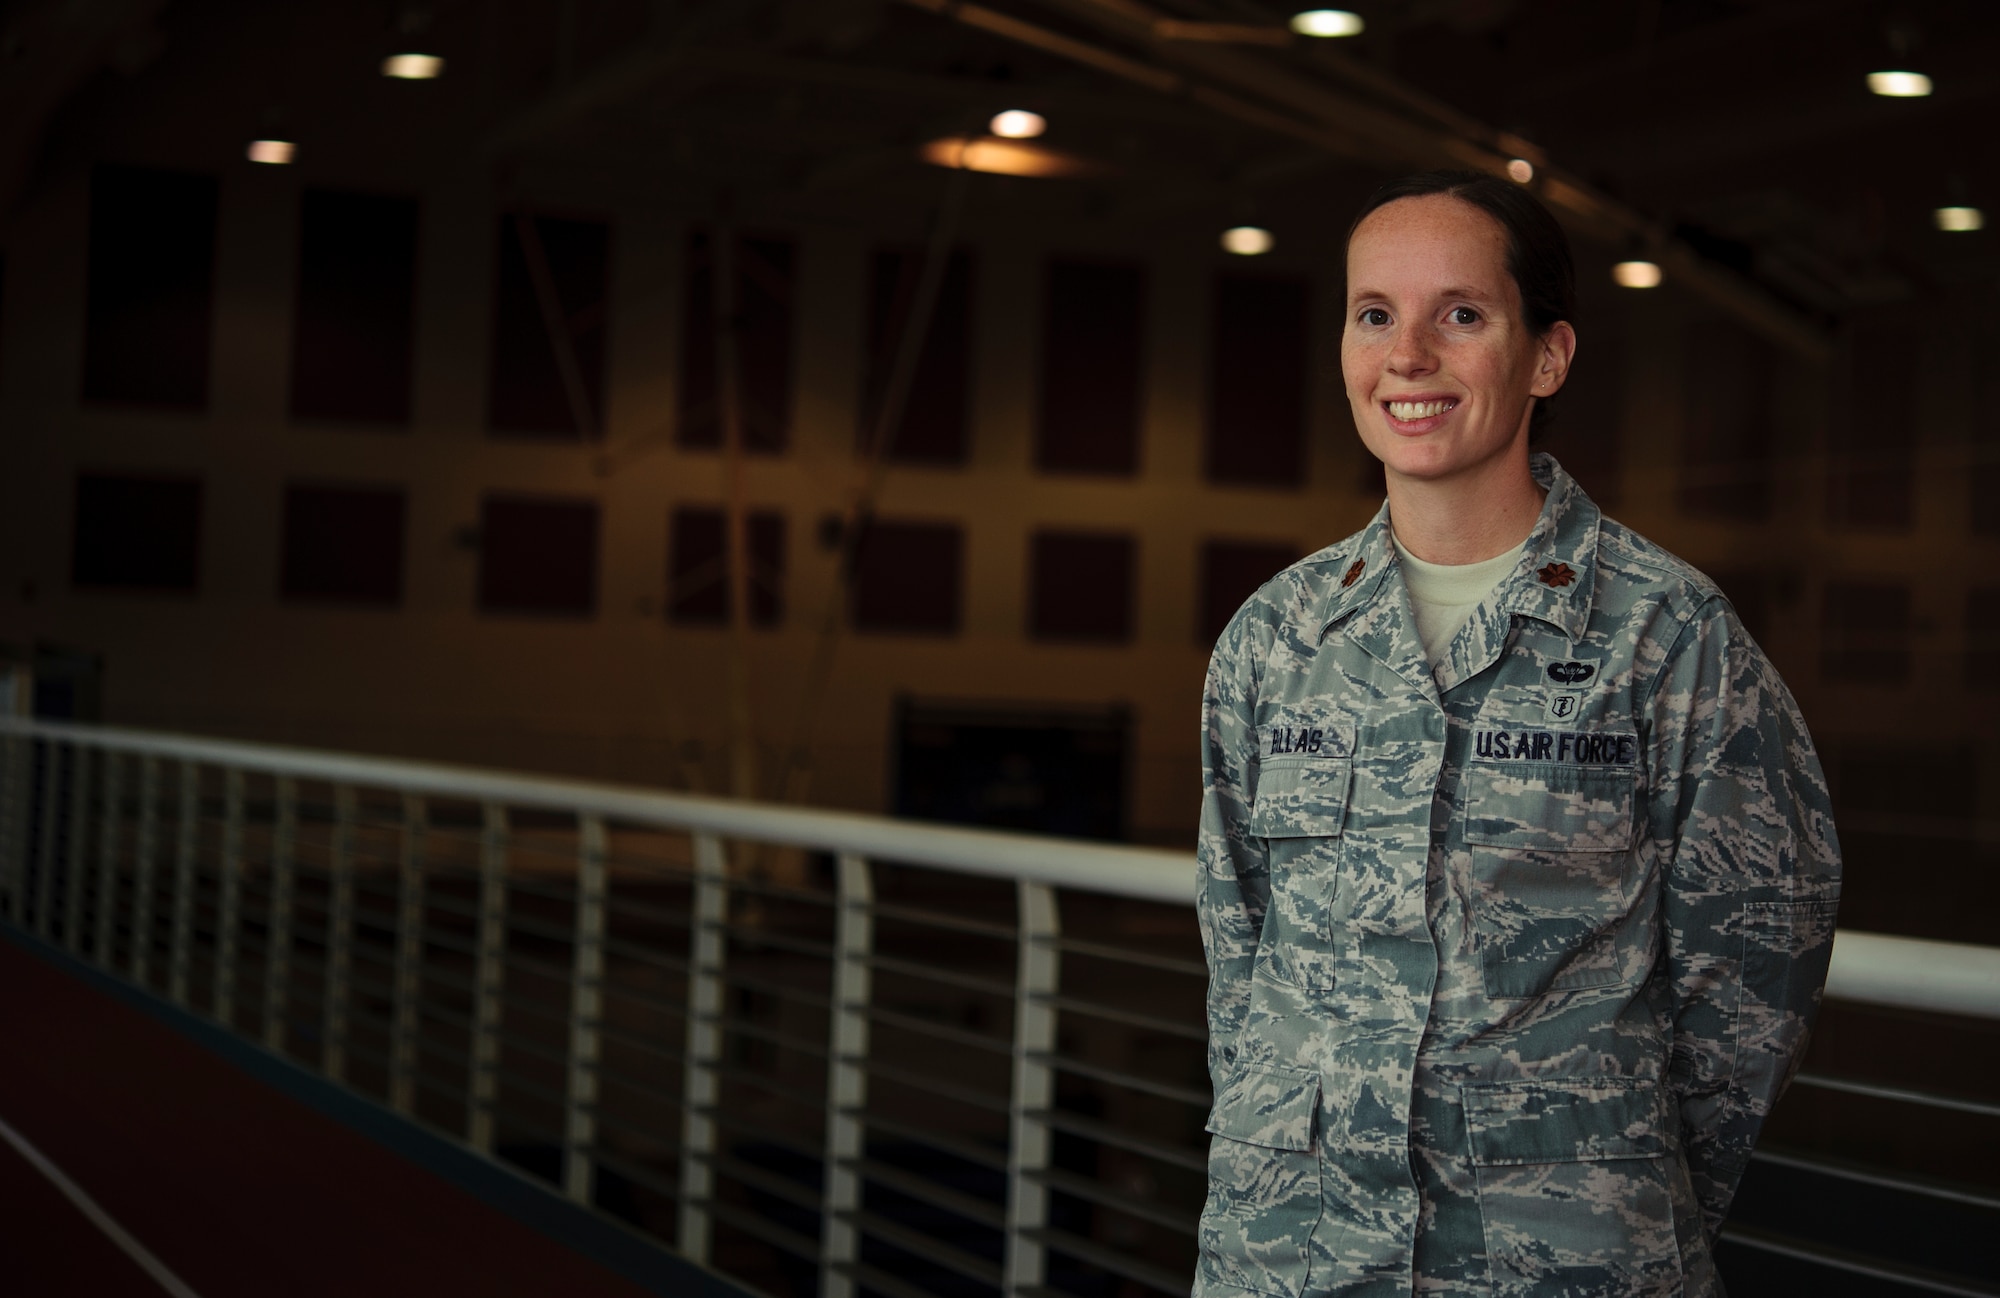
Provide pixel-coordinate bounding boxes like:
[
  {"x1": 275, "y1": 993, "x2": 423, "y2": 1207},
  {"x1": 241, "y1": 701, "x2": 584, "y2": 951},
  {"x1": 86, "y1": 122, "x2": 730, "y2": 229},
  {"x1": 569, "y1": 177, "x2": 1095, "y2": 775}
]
[
  {"x1": 1613, "y1": 261, "x2": 1662, "y2": 289},
  {"x1": 1506, "y1": 158, "x2": 1534, "y2": 184},
  {"x1": 1866, "y1": 70, "x2": 1932, "y2": 97},
  {"x1": 989, "y1": 109, "x2": 1046, "y2": 140},
  {"x1": 1289, "y1": 10, "x2": 1364, "y2": 38},
  {"x1": 1934, "y1": 206, "x2": 1985, "y2": 232},
  {"x1": 919, "y1": 136, "x2": 1093, "y2": 178},
  {"x1": 382, "y1": 52, "x2": 445, "y2": 79},
  {"x1": 1221, "y1": 226, "x2": 1274, "y2": 256},
  {"x1": 246, "y1": 139, "x2": 296, "y2": 165}
]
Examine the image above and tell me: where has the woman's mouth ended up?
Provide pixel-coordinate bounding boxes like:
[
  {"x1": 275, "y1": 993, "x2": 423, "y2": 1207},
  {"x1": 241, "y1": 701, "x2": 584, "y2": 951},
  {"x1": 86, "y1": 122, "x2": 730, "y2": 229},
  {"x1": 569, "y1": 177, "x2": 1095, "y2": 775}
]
[{"x1": 1381, "y1": 397, "x2": 1460, "y2": 434}]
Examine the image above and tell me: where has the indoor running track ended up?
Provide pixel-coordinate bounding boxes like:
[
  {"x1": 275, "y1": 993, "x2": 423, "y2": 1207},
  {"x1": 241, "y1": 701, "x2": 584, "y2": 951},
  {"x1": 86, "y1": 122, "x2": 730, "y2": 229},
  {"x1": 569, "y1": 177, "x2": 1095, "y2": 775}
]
[{"x1": 0, "y1": 932, "x2": 689, "y2": 1298}]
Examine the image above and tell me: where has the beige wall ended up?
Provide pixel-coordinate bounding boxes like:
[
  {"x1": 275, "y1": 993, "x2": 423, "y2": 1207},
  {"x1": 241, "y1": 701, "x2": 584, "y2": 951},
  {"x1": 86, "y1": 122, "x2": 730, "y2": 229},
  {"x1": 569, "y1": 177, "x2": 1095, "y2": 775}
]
[
  {"x1": 4, "y1": 144, "x2": 1997, "y2": 877},
  {"x1": 0, "y1": 157, "x2": 1384, "y2": 845}
]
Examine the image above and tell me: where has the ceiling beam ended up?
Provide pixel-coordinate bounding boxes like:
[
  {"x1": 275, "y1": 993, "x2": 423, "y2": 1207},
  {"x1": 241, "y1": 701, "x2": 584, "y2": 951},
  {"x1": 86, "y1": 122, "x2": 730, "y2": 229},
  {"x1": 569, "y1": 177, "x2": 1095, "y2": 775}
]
[
  {"x1": 480, "y1": 0, "x2": 767, "y2": 158},
  {"x1": 659, "y1": 46, "x2": 1243, "y2": 134}
]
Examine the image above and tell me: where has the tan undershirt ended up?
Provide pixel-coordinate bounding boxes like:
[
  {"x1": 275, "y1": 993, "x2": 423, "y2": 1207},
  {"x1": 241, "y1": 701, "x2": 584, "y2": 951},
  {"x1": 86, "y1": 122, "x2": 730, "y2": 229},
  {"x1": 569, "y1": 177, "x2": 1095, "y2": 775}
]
[{"x1": 1391, "y1": 534, "x2": 1526, "y2": 664}]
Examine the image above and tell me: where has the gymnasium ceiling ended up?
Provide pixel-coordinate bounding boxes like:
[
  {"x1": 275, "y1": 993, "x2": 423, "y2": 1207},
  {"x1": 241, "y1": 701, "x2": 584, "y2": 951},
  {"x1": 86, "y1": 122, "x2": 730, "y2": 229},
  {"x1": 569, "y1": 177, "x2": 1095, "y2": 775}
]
[{"x1": 3, "y1": 0, "x2": 1997, "y2": 360}]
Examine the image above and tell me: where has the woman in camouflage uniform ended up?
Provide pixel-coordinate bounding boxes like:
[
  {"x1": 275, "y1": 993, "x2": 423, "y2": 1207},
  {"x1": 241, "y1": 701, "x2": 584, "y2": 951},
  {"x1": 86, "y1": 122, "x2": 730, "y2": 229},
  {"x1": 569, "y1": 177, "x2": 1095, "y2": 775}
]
[{"x1": 1195, "y1": 172, "x2": 1840, "y2": 1297}]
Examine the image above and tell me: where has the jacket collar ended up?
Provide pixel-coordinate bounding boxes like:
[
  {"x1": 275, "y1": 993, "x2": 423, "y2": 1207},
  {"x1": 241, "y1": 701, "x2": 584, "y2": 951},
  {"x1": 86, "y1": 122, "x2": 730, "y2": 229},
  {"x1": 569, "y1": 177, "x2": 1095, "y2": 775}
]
[{"x1": 1316, "y1": 453, "x2": 1600, "y2": 648}]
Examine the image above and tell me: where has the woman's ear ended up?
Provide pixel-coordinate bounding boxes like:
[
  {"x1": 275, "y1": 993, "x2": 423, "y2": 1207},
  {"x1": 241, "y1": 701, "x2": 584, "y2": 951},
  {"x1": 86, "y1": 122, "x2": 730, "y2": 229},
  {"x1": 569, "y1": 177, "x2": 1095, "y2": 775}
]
[{"x1": 1536, "y1": 321, "x2": 1578, "y2": 396}]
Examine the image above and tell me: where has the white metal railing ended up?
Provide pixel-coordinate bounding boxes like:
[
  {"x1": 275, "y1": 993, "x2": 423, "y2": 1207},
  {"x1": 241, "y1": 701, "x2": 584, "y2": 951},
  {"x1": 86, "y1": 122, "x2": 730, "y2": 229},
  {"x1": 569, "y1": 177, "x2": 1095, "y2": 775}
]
[{"x1": 1, "y1": 717, "x2": 1996, "y2": 1298}]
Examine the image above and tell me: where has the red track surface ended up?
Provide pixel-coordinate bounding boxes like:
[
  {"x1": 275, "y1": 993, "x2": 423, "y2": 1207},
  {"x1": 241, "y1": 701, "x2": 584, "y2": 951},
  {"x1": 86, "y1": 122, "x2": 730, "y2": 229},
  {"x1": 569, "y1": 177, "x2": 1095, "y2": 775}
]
[
  {"x1": 0, "y1": 939, "x2": 657, "y2": 1297},
  {"x1": 0, "y1": 1125, "x2": 170, "y2": 1297}
]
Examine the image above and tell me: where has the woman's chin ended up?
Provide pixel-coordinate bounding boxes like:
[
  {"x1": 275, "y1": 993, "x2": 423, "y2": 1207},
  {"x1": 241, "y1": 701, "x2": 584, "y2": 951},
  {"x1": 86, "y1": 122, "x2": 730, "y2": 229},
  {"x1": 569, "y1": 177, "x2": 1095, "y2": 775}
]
[
  {"x1": 1375, "y1": 444, "x2": 1461, "y2": 483},
  {"x1": 1368, "y1": 429, "x2": 1529, "y2": 488}
]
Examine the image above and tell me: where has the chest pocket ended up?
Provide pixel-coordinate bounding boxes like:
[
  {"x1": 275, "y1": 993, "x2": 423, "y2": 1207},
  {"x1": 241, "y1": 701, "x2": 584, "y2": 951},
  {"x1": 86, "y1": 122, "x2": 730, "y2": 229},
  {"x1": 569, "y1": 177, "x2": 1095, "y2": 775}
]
[
  {"x1": 1249, "y1": 758, "x2": 1351, "y2": 839},
  {"x1": 1463, "y1": 762, "x2": 1640, "y2": 999},
  {"x1": 1247, "y1": 757, "x2": 1351, "y2": 990}
]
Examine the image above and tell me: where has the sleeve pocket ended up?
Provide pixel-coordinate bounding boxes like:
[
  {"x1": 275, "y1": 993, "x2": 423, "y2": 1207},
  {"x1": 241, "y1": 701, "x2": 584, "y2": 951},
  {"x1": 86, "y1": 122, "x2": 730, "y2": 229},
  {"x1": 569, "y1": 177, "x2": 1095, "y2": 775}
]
[
  {"x1": 1248, "y1": 759, "x2": 1352, "y2": 841},
  {"x1": 1735, "y1": 897, "x2": 1839, "y2": 1079},
  {"x1": 1200, "y1": 1063, "x2": 1323, "y2": 1297},
  {"x1": 1741, "y1": 898, "x2": 1839, "y2": 963},
  {"x1": 1206, "y1": 1063, "x2": 1321, "y2": 1151},
  {"x1": 1462, "y1": 1077, "x2": 1667, "y2": 1166}
]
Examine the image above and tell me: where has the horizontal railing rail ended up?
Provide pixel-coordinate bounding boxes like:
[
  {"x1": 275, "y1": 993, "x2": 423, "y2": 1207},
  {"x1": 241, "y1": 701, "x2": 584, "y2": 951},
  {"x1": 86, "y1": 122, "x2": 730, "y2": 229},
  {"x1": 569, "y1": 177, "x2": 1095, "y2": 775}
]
[
  {"x1": 0, "y1": 718, "x2": 1987, "y2": 1017},
  {"x1": 0, "y1": 720, "x2": 1186, "y2": 901},
  {"x1": 1, "y1": 716, "x2": 1995, "y2": 1298}
]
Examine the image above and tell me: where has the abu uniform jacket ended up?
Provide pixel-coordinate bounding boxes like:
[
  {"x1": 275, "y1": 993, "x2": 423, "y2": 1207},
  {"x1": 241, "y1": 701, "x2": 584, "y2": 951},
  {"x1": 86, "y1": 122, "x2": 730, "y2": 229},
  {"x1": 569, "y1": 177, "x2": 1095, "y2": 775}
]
[{"x1": 1195, "y1": 454, "x2": 1840, "y2": 1297}]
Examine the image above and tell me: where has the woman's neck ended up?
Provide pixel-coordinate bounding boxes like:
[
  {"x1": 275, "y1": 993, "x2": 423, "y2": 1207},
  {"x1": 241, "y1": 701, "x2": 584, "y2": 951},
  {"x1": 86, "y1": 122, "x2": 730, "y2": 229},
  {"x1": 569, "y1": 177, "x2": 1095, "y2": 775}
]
[{"x1": 1384, "y1": 453, "x2": 1545, "y2": 565}]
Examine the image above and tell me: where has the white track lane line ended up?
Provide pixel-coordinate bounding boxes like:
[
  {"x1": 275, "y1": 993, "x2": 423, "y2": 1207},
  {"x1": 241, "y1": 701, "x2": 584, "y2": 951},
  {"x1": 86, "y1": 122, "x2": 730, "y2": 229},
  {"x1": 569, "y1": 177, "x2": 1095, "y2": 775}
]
[{"x1": 0, "y1": 1114, "x2": 205, "y2": 1298}]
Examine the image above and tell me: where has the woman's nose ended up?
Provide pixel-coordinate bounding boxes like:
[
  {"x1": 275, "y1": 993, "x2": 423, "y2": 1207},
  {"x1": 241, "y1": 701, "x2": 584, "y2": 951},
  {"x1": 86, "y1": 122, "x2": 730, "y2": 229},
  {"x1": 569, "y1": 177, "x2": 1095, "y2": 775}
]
[{"x1": 1388, "y1": 323, "x2": 1437, "y2": 376}]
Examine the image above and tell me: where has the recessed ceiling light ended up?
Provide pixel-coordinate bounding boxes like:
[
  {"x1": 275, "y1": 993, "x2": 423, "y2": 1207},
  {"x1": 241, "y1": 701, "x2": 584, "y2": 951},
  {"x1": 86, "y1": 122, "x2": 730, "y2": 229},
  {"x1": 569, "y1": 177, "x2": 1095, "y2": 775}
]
[
  {"x1": 1866, "y1": 70, "x2": 1932, "y2": 97},
  {"x1": 989, "y1": 109, "x2": 1046, "y2": 140},
  {"x1": 1613, "y1": 260, "x2": 1662, "y2": 289},
  {"x1": 382, "y1": 52, "x2": 444, "y2": 79},
  {"x1": 246, "y1": 139, "x2": 295, "y2": 165},
  {"x1": 1935, "y1": 206, "x2": 1985, "y2": 232},
  {"x1": 1506, "y1": 158, "x2": 1534, "y2": 184},
  {"x1": 1221, "y1": 226, "x2": 1274, "y2": 256},
  {"x1": 1290, "y1": 9, "x2": 1364, "y2": 37}
]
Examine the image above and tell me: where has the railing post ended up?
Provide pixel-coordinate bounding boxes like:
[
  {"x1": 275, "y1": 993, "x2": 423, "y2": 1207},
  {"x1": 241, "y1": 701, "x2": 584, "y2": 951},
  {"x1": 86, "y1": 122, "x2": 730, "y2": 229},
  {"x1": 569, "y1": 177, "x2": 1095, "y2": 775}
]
[
  {"x1": 131, "y1": 756, "x2": 161, "y2": 986},
  {"x1": 62, "y1": 744, "x2": 92, "y2": 954},
  {"x1": 32, "y1": 738, "x2": 62, "y2": 938},
  {"x1": 468, "y1": 802, "x2": 509, "y2": 1153},
  {"x1": 263, "y1": 777, "x2": 298, "y2": 1053},
  {"x1": 94, "y1": 752, "x2": 123, "y2": 965},
  {"x1": 1004, "y1": 880, "x2": 1060, "y2": 1297},
  {"x1": 678, "y1": 831, "x2": 729, "y2": 1263},
  {"x1": 564, "y1": 815, "x2": 609, "y2": 1203},
  {"x1": 820, "y1": 852, "x2": 874, "y2": 1298},
  {"x1": 390, "y1": 794, "x2": 428, "y2": 1116},
  {"x1": 0, "y1": 730, "x2": 27, "y2": 920},
  {"x1": 214, "y1": 768, "x2": 245, "y2": 1023},
  {"x1": 324, "y1": 785, "x2": 357, "y2": 1083},
  {"x1": 168, "y1": 761, "x2": 199, "y2": 1006}
]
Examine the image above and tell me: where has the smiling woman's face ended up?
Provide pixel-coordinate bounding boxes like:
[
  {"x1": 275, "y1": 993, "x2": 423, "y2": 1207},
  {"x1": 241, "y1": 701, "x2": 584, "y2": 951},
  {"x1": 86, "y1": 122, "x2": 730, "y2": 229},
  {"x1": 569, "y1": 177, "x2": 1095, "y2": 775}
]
[{"x1": 1341, "y1": 193, "x2": 1570, "y2": 489}]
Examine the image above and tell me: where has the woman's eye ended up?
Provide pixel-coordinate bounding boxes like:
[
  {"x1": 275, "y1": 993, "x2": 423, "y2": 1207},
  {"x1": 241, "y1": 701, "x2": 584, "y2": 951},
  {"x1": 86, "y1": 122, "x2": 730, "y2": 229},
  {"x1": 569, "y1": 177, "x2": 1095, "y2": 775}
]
[
  {"x1": 1449, "y1": 306, "x2": 1480, "y2": 325},
  {"x1": 1360, "y1": 308, "x2": 1390, "y2": 327}
]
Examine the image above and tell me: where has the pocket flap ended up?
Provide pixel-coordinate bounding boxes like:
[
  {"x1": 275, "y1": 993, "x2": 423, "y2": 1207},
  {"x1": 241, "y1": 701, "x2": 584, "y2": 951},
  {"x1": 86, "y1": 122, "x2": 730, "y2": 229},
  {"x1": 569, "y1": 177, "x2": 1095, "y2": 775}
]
[
  {"x1": 1462, "y1": 1077, "x2": 1666, "y2": 1165},
  {"x1": 1206, "y1": 1064, "x2": 1321, "y2": 1152},
  {"x1": 1463, "y1": 764, "x2": 1636, "y2": 852},
  {"x1": 1248, "y1": 760, "x2": 1351, "y2": 840}
]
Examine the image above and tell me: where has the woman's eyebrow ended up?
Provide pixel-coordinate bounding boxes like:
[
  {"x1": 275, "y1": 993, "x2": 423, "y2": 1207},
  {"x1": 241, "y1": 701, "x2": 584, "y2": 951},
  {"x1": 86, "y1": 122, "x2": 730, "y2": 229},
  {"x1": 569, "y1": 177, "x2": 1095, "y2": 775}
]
[{"x1": 1347, "y1": 284, "x2": 1502, "y2": 305}]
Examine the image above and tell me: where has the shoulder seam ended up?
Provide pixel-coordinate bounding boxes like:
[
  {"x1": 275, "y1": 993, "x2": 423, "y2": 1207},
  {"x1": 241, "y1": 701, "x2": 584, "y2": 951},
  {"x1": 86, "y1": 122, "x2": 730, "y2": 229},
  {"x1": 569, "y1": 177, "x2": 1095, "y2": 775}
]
[
  {"x1": 1639, "y1": 592, "x2": 1728, "y2": 714},
  {"x1": 1597, "y1": 524, "x2": 1719, "y2": 598}
]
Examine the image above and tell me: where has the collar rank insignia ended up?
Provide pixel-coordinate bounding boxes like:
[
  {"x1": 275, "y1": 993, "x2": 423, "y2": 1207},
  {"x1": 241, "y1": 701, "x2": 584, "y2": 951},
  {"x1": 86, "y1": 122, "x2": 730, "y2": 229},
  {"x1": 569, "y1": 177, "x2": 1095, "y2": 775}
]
[
  {"x1": 1537, "y1": 561, "x2": 1577, "y2": 589},
  {"x1": 1341, "y1": 558, "x2": 1366, "y2": 588}
]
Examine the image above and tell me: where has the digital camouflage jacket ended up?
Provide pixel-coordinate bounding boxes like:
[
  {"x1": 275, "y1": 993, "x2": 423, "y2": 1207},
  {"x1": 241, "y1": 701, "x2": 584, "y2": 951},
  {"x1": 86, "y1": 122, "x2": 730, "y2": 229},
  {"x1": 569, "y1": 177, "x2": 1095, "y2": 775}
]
[{"x1": 1195, "y1": 455, "x2": 1840, "y2": 1298}]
